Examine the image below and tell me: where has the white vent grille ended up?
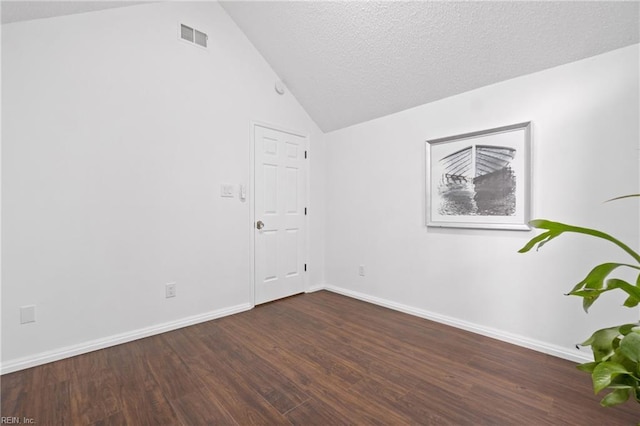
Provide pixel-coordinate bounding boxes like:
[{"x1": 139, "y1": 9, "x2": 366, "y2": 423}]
[
  {"x1": 180, "y1": 24, "x2": 194, "y2": 42},
  {"x1": 194, "y1": 29, "x2": 207, "y2": 48},
  {"x1": 180, "y1": 23, "x2": 208, "y2": 48}
]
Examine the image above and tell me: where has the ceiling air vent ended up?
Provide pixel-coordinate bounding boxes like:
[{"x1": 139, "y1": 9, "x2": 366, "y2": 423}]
[{"x1": 180, "y1": 23, "x2": 208, "y2": 48}]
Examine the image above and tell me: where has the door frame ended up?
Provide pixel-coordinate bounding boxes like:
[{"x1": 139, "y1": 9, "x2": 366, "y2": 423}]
[{"x1": 249, "y1": 121, "x2": 310, "y2": 307}]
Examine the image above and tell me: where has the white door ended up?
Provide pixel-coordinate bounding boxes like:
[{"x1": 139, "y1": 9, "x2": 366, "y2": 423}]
[{"x1": 254, "y1": 124, "x2": 308, "y2": 305}]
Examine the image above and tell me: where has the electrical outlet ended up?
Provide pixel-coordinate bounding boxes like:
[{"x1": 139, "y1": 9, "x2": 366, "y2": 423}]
[
  {"x1": 166, "y1": 282, "x2": 176, "y2": 298},
  {"x1": 359, "y1": 265, "x2": 365, "y2": 276}
]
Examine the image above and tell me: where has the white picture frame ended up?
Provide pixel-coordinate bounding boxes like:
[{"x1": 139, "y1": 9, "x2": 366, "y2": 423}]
[{"x1": 426, "y1": 122, "x2": 532, "y2": 230}]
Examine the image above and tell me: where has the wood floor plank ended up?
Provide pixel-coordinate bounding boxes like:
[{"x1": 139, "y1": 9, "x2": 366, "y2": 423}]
[
  {"x1": 217, "y1": 315, "x2": 404, "y2": 424},
  {"x1": 198, "y1": 329, "x2": 310, "y2": 415},
  {"x1": 2, "y1": 291, "x2": 639, "y2": 424},
  {"x1": 117, "y1": 377, "x2": 182, "y2": 425},
  {"x1": 164, "y1": 323, "x2": 310, "y2": 416},
  {"x1": 169, "y1": 388, "x2": 237, "y2": 426},
  {"x1": 0, "y1": 372, "x2": 26, "y2": 412},
  {"x1": 104, "y1": 339, "x2": 158, "y2": 391},
  {"x1": 143, "y1": 339, "x2": 204, "y2": 402},
  {"x1": 284, "y1": 398, "x2": 352, "y2": 425},
  {"x1": 395, "y1": 385, "x2": 485, "y2": 425},
  {"x1": 68, "y1": 372, "x2": 122, "y2": 424},
  {"x1": 260, "y1": 295, "x2": 474, "y2": 397},
  {"x1": 91, "y1": 411, "x2": 127, "y2": 426},
  {"x1": 171, "y1": 325, "x2": 308, "y2": 414},
  {"x1": 32, "y1": 381, "x2": 72, "y2": 426},
  {"x1": 197, "y1": 370, "x2": 292, "y2": 425},
  {"x1": 220, "y1": 310, "x2": 365, "y2": 390},
  {"x1": 222, "y1": 304, "x2": 463, "y2": 425}
]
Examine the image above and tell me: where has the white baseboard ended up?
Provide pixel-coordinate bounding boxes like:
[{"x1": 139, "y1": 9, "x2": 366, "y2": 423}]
[
  {"x1": 2, "y1": 286, "x2": 593, "y2": 374},
  {"x1": 306, "y1": 283, "x2": 326, "y2": 293},
  {"x1": 1, "y1": 303, "x2": 252, "y2": 375},
  {"x1": 318, "y1": 284, "x2": 592, "y2": 364}
]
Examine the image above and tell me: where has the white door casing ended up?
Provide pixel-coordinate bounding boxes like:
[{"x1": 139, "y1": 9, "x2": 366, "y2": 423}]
[{"x1": 253, "y1": 124, "x2": 308, "y2": 305}]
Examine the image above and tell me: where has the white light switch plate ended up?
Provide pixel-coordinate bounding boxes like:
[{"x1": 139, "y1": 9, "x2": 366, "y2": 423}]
[{"x1": 220, "y1": 184, "x2": 234, "y2": 198}]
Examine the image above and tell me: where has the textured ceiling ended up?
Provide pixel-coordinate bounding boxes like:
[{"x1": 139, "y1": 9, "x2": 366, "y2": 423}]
[
  {"x1": 221, "y1": 1, "x2": 640, "y2": 132},
  {"x1": 0, "y1": 1, "x2": 148, "y2": 24},
  {"x1": 3, "y1": 2, "x2": 639, "y2": 132}
]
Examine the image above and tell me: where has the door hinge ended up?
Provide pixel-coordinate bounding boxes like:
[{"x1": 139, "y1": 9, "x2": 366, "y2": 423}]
[
  {"x1": 304, "y1": 263, "x2": 307, "y2": 272},
  {"x1": 304, "y1": 150, "x2": 307, "y2": 159},
  {"x1": 305, "y1": 207, "x2": 307, "y2": 215}
]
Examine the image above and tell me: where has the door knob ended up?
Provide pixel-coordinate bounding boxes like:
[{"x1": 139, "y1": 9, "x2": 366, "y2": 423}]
[{"x1": 256, "y1": 220, "x2": 264, "y2": 230}]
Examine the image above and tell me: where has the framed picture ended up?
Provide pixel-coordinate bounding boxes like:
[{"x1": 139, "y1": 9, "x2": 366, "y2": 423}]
[{"x1": 426, "y1": 122, "x2": 531, "y2": 230}]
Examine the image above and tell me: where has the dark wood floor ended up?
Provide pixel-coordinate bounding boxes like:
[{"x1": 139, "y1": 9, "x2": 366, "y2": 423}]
[{"x1": 1, "y1": 291, "x2": 638, "y2": 425}]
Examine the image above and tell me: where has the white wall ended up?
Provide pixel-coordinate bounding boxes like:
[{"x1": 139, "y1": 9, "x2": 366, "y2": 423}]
[
  {"x1": 1, "y1": 1, "x2": 325, "y2": 371},
  {"x1": 323, "y1": 45, "x2": 640, "y2": 361}
]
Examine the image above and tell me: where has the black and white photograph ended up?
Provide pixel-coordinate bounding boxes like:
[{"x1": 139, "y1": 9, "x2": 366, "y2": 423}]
[{"x1": 426, "y1": 122, "x2": 531, "y2": 230}]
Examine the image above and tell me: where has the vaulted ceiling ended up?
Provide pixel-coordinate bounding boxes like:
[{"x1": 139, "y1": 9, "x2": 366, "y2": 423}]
[
  {"x1": 3, "y1": 1, "x2": 639, "y2": 132},
  {"x1": 220, "y1": 1, "x2": 639, "y2": 132}
]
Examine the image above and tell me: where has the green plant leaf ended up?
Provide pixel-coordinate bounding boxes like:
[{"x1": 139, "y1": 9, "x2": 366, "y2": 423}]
[
  {"x1": 619, "y1": 332, "x2": 640, "y2": 363},
  {"x1": 570, "y1": 263, "x2": 625, "y2": 292},
  {"x1": 607, "y1": 278, "x2": 640, "y2": 303},
  {"x1": 619, "y1": 324, "x2": 640, "y2": 336},
  {"x1": 519, "y1": 195, "x2": 640, "y2": 409},
  {"x1": 607, "y1": 384, "x2": 634, "y2": 389},
  {"x1": 577, "y1": 362, "x2": 599, "y2": 373},
  {"x1": 623, "y1": 295, "x2": 640, "y2": 308},
  {"x1": 566, "y1": 266, "x2": 640, "y2": 312},
  {"x1": 569, "y1": 289, "x2": 600, "y2": 297},
  {"x1": 626, "y1": 273, "x2": 640, "y2": 307},
  {"x1": 569, "y1": 288, "x2": 609, "y2": 312},
  {"x1": 600, "y1": 388, "x2": 631, "y2": 406},
  {"x1": 520, "y1": 219, "x2": 640, "y2": 264},
  {"x1": 583, "y1": 292, "x2": 603, "y2": 313},
  {"x1": 592, "y1": 362, "x2": 632, "y2": 394},
  {"x1": 581, "y1": 327, "x2": 624, "y2": 362},
  {"x1": 518, "y1": 230, "x2": 556, "y2": 253},
  {"x1": 528, "y1": 219, "x2": 557, "y2": 230}
]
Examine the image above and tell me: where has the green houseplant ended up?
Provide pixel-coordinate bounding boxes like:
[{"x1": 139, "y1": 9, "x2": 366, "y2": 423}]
[{"x1": 519, "y1": 194, "x2": 640, "y2": 407}]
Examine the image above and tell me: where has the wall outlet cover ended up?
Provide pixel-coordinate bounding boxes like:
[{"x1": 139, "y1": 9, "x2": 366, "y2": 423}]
[
  {"x1": 20, "y1": 305, "x2": 36, "y2": 324},
  {"x1": 166, "y1": 282, "x2": 177, "y2": 298}
]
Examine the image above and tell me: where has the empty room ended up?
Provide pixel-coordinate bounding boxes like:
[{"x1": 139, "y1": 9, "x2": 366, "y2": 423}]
[{"x1": 1, "y1": 1, "x2": 639, "y2": 424}]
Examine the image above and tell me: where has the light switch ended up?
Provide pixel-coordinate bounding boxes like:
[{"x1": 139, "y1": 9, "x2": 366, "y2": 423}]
[{"x1": 220, "y1": 184, "x2": 234, "y2": 198}]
